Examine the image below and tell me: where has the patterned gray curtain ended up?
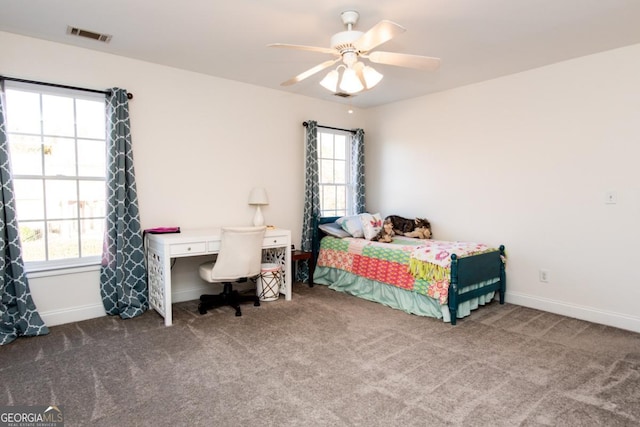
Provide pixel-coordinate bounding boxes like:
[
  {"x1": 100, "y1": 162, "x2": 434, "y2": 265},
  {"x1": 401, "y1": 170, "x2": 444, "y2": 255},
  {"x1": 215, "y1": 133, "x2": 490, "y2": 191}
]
[
  {"x1": 298, "y1": 121, "x2": 319, "y2": 282},
  {"x1": 351, "y1": 128, "x2": 365, "y2": 214},
  {"x1": 100, "y1": 88, "x2": 147, "y2": 319},
  {"x1": 0, "y1": 81, "x2": 49, "y2": 345}
]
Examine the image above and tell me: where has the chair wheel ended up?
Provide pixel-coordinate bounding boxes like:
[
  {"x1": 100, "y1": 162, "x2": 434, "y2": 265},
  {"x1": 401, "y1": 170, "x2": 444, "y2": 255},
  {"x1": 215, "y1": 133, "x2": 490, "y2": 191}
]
[
  {"x1": 235, "y1": 309, "x2": 242, "y2": 317},
  {"x1": 198, "y1": 303, "x2": 207, "y2": 315},
  {"x1": 254, "y1": 300, "x2": 260, "y2": 307}
]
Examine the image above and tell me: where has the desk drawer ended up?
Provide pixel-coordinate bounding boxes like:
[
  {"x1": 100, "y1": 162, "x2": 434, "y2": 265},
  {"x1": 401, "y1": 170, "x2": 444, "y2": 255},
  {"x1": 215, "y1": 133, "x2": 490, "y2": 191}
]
[
  {"x1": 263, "y1": 236, "x2": 288, "y2": 247},
  {"x1": 170, "y1": 242, "x2": 206, "y2": 256}
]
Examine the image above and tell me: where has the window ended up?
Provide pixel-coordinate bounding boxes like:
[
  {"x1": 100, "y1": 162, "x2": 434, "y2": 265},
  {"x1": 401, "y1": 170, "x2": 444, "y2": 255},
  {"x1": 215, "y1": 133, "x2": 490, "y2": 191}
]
[
  {"x1": 4, "y1": 82, "x2": 106, "y2": 271},
  {"x1": 318, "y1": 128, "x2": 354, "y2": 217}
]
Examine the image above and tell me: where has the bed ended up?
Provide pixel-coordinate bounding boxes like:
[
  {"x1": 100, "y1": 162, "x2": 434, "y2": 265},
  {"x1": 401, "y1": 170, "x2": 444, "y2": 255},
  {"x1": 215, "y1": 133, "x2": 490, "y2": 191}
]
[{"x1": 311, "y1": 216, "x2": 506, "y2": 324}]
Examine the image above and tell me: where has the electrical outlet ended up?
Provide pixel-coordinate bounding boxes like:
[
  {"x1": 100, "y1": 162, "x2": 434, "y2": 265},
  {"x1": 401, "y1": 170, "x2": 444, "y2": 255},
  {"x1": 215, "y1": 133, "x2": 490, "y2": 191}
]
[
  {"x1": 605, "y1": 191, "x2": 617, "y2": 204},
  {"x1": 539, "y1": 269, "x2": 549, "y2": 283}
]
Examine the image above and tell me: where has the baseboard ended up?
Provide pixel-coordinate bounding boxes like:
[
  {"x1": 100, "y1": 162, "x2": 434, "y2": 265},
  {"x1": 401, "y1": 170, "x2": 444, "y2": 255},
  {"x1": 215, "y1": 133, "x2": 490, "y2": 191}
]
[
  {"x1": 506, "y1": 292, "x2": 640, "y2": 334},
  {"x1": 40, "y1": 304, "x2": 106, "y2": 327},
  {"x1": 38, "y1": 289, "x2": 640, "y2": 333},
  {"x1": 39, "y1": 285, "x2": 238, "y2": 327},
  {"x1": 171, "y1": 282, "x2": 257, "y2": 304},
  {"x1": 171, "y1": 286, "x2": 210, "y2": 304}
]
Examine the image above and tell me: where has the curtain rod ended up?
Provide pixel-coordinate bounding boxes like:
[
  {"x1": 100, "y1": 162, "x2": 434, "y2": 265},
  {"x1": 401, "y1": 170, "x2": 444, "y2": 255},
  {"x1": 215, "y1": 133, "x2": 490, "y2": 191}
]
[
  {"x1": 302, "y1": 121, "x2": 355, "y2": 134},
  {"x1": 0, "y1": 75, "x2": 133, "y2": 99}
]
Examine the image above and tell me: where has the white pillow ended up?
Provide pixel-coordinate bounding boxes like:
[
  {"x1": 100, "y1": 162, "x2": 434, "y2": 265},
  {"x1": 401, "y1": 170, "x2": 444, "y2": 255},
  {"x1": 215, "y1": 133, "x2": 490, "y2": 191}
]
[
  {"x1": 337, "y1": 215, "x2": 364, "y2": 238},
  {"x1": 318, "y1": 222, "x2": 351, "y2": 238},
  {"x1": 359, "y1": 213, "x2": 383, "y2": 240}
]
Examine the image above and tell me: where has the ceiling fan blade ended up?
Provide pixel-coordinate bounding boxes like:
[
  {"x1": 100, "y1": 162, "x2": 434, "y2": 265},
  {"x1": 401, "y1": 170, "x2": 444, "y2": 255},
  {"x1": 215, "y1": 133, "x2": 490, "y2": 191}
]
[
  {"x1": 354, "y1": 20, "x2": 406, "y2": 52},
  {"x1": 281, "y1": 58, "x2": 341, "y2": 86},
  {"x1": 268, "y1": 43, "x2": 337, "y2": 55},
  {"x1": 368, "y1": 51, "x2": 441, "y2": 70}
]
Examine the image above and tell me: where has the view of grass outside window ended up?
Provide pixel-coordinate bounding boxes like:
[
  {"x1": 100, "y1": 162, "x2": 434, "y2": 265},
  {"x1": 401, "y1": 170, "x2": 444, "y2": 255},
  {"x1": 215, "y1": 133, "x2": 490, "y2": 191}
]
[
  {"x1": 318, "y1": 129, "x2": 353, "y2": 217},
  {"x1": 4, "y1": 82, "x2": 106, "y2": 269}
]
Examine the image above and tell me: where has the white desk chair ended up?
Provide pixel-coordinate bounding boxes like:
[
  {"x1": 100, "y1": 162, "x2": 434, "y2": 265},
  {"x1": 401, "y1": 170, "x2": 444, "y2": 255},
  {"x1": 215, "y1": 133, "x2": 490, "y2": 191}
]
[{"x1": 198, "y1": 226, "x2": 267, "y2": 316}]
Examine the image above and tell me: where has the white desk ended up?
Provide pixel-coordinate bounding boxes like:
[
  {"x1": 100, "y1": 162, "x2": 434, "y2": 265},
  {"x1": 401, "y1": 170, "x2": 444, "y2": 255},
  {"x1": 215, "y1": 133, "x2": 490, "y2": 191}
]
[{"x1": 146, "y1": 228, "x2": 292, "y2": 326}]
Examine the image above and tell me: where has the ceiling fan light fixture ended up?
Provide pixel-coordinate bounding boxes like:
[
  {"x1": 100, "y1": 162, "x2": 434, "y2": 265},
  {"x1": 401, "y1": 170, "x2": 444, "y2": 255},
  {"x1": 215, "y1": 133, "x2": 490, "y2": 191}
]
[
  {"x1": 362, "y1": 65, "x2": 383, "y2": 89},
  {"x1": 320, "y1": 69, "x2": 340, "y2": 92},
  {"x1": 339, "y1": 68, "x2": 364, "y2": 94},
  {"x1": 271, "y1": 10, "x2": 441, "y2": 97}
]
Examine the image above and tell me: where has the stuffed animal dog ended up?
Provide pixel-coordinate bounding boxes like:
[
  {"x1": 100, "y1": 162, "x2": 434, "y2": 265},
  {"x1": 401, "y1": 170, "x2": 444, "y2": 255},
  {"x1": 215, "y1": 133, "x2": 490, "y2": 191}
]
[{"x1": 385, "y1": 215, "x2": 432, "y2": 239}]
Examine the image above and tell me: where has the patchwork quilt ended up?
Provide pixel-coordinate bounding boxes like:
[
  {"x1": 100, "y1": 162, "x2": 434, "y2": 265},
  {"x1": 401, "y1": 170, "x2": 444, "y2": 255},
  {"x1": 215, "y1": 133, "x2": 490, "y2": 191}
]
[{"x1": 317, "y1": 236, "x2": 498, "y2": 304}]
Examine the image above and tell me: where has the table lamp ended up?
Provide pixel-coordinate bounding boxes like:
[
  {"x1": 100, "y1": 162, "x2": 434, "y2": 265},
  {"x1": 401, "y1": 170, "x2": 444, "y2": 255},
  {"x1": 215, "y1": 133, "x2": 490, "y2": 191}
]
[{"x1": 248, "y1": 187, "x2": 269, "y2": 226}]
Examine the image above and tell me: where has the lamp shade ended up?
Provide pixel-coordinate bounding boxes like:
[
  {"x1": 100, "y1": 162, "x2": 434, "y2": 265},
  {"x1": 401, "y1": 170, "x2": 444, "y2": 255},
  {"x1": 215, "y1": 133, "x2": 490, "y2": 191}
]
[
  {"x1": 339, "y1": 68, "x2": 364, "y2": 94},
  {"x1": 362, "y1": 65, "x2": 383, "y2": 89},
  {"x1": 248, "y1": 187, "x2": 269, "y2": 205},
  {"x1": 320, "y1": 69, "x2": 339, "y2": 92}
]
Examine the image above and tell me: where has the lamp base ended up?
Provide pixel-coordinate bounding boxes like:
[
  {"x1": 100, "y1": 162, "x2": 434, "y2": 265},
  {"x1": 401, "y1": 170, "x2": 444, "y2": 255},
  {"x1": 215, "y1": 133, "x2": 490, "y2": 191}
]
[{"x1": 253, "y1": 206, "x2": 264, "y2": 227}]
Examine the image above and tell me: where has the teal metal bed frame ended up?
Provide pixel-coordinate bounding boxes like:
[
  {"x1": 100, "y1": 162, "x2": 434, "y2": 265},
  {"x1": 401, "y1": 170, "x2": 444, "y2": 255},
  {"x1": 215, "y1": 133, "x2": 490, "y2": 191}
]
[{"x1": 311, "y1": 216, "x2": 506, "y2": 325}]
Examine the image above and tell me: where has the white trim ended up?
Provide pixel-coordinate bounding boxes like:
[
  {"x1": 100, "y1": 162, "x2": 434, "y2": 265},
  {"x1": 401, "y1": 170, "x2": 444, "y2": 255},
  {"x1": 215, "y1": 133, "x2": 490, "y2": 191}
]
[
  {"x1": 506, "y1": 292, "x2": 640, "y2": 334},
  {"x1": 39, "y1": 303, "x2": 106, "y2": 327},
  {"x1": 169, "y1": 283, "x2": 254, "y2": 304},
  {"x1": 27, "y1": 263, "x2": 100, "y2": 279},
  {"x1": 172, "y1": 285, "x2": 210, "y2": 304},
  {"x1": 25, "y1": 258, "x2": 102, "y2": 275},
  {"x1": 37, "y1": 285, "x2": 228, "y2": 327}
]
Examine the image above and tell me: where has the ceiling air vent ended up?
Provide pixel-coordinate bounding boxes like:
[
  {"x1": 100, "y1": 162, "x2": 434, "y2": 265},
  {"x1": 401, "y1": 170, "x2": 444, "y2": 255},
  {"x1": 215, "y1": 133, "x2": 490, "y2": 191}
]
[
  {"x1": 66, "y1": 26, "x2": 112, "y2": 43},
  {"x1": 334, "y1": 92, "x2": 353, "y2": 98}
]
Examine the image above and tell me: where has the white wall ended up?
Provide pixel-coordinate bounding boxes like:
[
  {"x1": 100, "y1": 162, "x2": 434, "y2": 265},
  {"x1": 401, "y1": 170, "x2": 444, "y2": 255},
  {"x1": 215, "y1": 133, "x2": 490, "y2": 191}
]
[
  {"x1": 365, "y1": 43, "x2": 640, "y2": 332},
  {"x1": 4, "y1": 31, "x2": 639, "y2": 333},
  {"x1": 1, "y1": 31, "x2": 361, "y2": 326}
]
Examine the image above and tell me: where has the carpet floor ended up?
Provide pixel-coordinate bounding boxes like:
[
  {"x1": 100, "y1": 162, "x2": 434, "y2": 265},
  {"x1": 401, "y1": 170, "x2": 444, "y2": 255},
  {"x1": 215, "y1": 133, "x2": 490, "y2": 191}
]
[{"x1": 1, "y1": 283, "x2": 639, "y2": 426}]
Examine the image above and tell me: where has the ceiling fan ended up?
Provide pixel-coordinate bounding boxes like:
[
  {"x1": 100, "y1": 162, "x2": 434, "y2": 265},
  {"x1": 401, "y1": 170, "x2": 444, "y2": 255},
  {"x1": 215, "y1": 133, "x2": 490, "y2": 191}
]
[{"x1": 268, "y1": 10, "x2": 441, "y2": 94}]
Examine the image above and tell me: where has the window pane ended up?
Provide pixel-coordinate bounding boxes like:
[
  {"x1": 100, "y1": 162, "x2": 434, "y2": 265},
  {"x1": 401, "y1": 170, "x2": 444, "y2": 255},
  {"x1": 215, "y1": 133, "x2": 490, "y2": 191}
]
[
  {"x1": 78, "y1": 139, "x2": 106, "y2": 177},
  {"x1": 336, "y1": 186, "x2": 346, "y2": 211},
  {"x1": 322, "y1": 186, "x2": 336, "y2": 213},
  {"x1": 320, "y1": 159, "x2": 334, "y2": 184},
  {"x1": 76, "y1": 99, "x2": 105, "y2": 139},
  {"x1": 44, "y1": 137, "x2": 76, "y2": 176},
  {"x1": 79, "y1": 181, "x2": 105, "y2": 218},
  {"x1": 320, "y1": 133, "x2": 334, "y2": 158},
  {"x1": 334, "y1": 135, "x2": 347, "y2": 160},
  {"x1": 46, "y1": 180, "x2": 78, "y2": 219},
  {"x1": 47, "y1": 220, "x2": 80, "y2": 260},
  {"x1": 8, "y1": 135, "x2": 43, "y2": 175},
  {"x1": 19, "y1": 221, "x2": 46, "y2": 262},
  {"x1": 14, "y1": 179, "x2": 44, "y2": 220},
  {"x1": 42, "y1": 94, "x2": 75, "y2": 137},
  {"x1": 334, "y1": 160, "x2": 346, "y2": 184},
  {"x1": 80, "y1": 219, "x2": 103, "y2": 257},
  {"x1": 5, "y1": 90, "x2": 41, "y2": 134}
]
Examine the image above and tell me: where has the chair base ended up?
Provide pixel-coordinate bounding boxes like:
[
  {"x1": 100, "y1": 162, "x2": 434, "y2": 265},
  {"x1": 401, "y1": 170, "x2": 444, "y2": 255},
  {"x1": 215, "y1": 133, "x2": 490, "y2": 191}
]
[{"x1": 198, "y1": 282, "x2": 260, "y2": 317}]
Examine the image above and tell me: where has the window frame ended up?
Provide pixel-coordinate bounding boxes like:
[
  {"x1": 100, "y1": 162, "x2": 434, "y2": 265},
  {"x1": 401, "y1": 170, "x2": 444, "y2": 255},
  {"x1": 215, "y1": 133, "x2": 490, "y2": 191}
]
[
  {"x1": 4, "y1": 81, "x2": 107, "y2": 273},
  {"x1": 317, "y1": 128, "x2": 355, "y2": 217}
]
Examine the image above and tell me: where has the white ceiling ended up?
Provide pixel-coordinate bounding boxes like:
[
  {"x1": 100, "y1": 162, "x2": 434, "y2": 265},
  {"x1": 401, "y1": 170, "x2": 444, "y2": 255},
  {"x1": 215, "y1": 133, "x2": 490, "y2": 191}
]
[{"x1": 2, "y1": 0, "x2": 640, "y2": 109}]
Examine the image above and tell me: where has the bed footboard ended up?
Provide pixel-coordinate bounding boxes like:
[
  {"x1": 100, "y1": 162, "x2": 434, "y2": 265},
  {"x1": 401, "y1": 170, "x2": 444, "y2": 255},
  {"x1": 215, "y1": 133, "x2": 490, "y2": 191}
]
[{"x1": 448, "y1": 245, "x2": 506, "y2": 325}]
